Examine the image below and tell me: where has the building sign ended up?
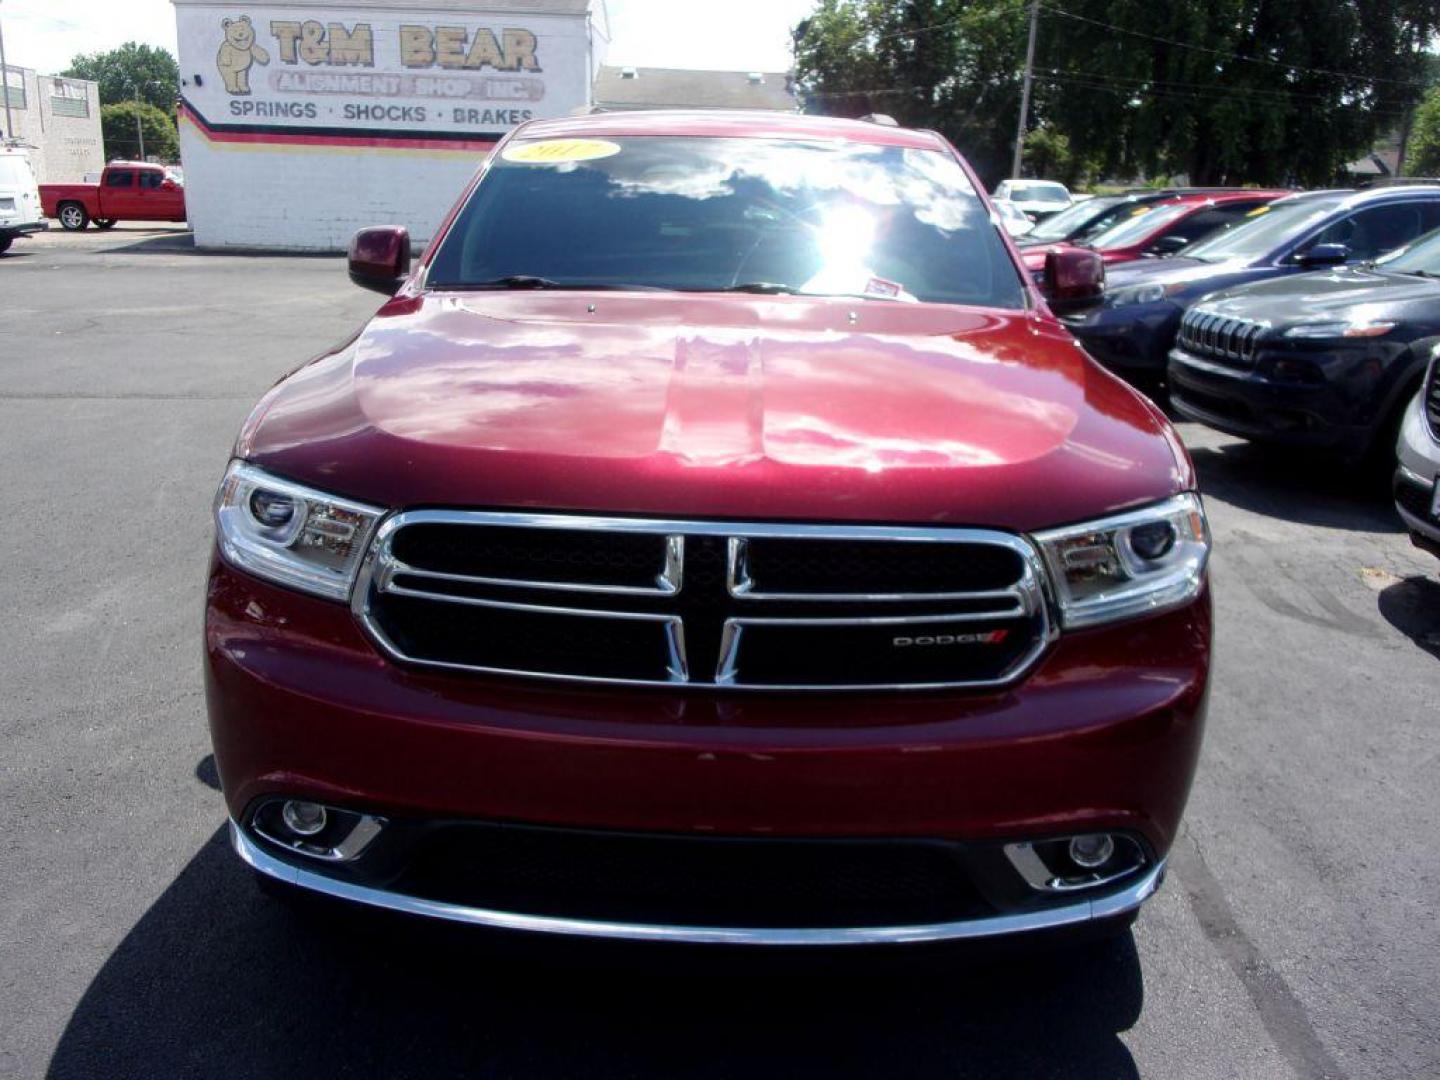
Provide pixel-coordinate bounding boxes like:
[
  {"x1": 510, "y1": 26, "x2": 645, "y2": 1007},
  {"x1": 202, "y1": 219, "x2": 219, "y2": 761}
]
[{"x1": 177, "y1": 6, "x2": 592, "y2": 139}]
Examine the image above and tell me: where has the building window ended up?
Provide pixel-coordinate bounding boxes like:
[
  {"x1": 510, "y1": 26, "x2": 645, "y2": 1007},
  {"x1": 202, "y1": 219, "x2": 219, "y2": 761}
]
[
  {"x1": 50, "y1": 80, "x2": 89, "y2": 118},
  {"x1": 2, "y1": 66, "x2": 25, "y2": 110}
]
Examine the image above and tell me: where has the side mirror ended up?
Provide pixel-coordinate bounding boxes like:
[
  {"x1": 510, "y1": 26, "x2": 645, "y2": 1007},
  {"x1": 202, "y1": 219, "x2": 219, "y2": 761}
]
[
  {"x1": 349, "y1": 226, "x2": 412, "y2": 295},
  {"x1": 1147, "y1": 235, "x2": 1190, "y2": 258},
  {"x1": 1297, "y1": 242, "x2": 1349, "y2": 268},
  {"x1": 161, "y1": 178, "x2": 177, "y2": 191},
  {"x1": 1041, "y1": 247, "x2": 1105, "y2": 313}
]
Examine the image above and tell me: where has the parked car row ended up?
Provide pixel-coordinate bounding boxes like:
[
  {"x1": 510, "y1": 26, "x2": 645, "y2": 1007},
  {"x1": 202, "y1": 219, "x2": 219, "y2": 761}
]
[
  {"x1": 1003, "y1": 177, "x2": 1440, "y2": 558},
  {"x1": 1049, "y1": 186, "x2": 1440, "y2": 478}
]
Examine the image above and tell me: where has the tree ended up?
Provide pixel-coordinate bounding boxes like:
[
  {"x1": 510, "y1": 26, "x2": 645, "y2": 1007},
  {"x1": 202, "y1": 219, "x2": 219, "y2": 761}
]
[
  {"x1": 100, "y1": 102, "x2": 179, "y2": 163},
  {"x1": 794, "y1": 1, "x2": 1028, "y2": 185},
  {"x1": 64, "y1": 43, "x2": 180, "y2": 113},
  {"x1": 792, "y1": 1, "x2": 1440, "y2": 189},
  {"x1": 1406, "y1": 87, "x2": 1440, "y2": 176}
]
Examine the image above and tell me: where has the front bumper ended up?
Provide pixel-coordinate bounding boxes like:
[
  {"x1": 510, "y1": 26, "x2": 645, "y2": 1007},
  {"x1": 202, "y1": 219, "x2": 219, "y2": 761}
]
[
  {"x1": 207, "y1": 558, "x2": 1210, "y2": 942},
  {"x1": 232, "y1": 821, "x2": 1167, "y2": 945},
  {"x1": 1067, "y1": 302, "x2": 1183, "y2": 374},
  {"x1": 1168, "y1": 344, "x2": 1373, "y2": 455},
  {"x1": 1395, "y1": 393, "x2": 1440, "y2": 556},
  {"x1": 0, "y1": 219, "x2": 48, "y2": 238}
]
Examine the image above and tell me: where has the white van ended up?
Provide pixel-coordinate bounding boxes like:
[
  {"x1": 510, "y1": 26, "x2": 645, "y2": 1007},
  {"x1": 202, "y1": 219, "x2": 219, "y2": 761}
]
[{"x1": 0, "y1": 147, "x2": 48, "y2": 254}]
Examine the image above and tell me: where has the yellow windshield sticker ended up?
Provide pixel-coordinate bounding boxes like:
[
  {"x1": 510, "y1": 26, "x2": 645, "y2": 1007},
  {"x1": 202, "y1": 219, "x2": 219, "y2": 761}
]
[
  {"x1": 502, "y1": 139, "x2": 622, "y2": 165},
  {"x1": 1246, "y1": 205, "x2": 1272, "y2": 218}
]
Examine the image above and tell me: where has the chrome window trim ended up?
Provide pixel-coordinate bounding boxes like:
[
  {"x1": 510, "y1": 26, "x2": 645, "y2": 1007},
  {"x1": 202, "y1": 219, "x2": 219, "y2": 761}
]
[
  {"x1": 234, "y1": 821, "x2": 1164, "y2": 946},
  {"x1": 352, "y1": 509, "x2": 1054, "y2": 692}
]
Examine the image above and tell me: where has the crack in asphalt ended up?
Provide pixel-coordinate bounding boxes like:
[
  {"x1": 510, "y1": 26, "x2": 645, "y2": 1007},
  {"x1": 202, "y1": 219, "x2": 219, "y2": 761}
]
[{"x1": 1171, "y1": 828, "x2": 1348, "y2": 1079}]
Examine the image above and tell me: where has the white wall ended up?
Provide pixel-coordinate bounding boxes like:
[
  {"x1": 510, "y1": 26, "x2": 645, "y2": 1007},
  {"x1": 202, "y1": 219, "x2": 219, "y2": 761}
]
[
  {"x1": 2, "y1": 67, "x2": 104, "y2": 185},
  {"x1": 173, "y1": 1, "x2": 598, "y2": 249}
]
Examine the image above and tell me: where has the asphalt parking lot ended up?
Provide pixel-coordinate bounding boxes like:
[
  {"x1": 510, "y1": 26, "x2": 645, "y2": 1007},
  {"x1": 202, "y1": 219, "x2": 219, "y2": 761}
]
[{"x1": 2, "y1": 226, "x2": 1438, "y2": 1080}]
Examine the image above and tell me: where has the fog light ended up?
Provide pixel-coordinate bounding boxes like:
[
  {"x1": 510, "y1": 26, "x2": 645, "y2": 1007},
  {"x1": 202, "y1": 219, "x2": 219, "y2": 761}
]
[
  {"x1": 281, "y1": 800, "x2": 327, "y2": 837},
  {"x1": 1069, "y1": 833, "x2": 1115, "y2": 869}
]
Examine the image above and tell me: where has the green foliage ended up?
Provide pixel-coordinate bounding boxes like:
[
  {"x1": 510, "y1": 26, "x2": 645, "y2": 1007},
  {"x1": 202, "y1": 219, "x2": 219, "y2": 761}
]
[
  {"x1": 1406, "y1": 87, "x2": 1440, "y2": 177},
  {"x1": 793, "y1": 1, "x2": 1440, "y2": 188},
  {"x1": 64, "y1": 43, "x2": 180, "y2": 113},
  {"x1": 100, "y1": 102, "x2": 179, "y2": 164},
  {"x1": 1022, "y1": 126, "x2": 1102, "y2": 188}
]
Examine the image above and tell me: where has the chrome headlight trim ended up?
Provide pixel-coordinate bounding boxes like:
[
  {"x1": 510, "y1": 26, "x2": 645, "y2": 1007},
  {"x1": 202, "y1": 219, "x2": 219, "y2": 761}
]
[
  {"x1": 214, "y1": 461, "x2": 384, "y2": 602},
  {"x1": 1032, "y1": 493, "x2": 1211, "y2": 629}
]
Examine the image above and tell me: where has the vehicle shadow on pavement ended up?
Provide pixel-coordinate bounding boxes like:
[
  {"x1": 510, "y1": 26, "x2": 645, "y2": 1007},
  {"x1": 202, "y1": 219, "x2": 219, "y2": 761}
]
[
  {"x1": 1188, "y1": 441, "x2": 1402, "y2": 533},
  {"x1": 1377, "y1": 575, "x2": 1440, "y2": 659},
  {"x1": 48, "y1": 827, "x2": 1145, "y2": 1080}
]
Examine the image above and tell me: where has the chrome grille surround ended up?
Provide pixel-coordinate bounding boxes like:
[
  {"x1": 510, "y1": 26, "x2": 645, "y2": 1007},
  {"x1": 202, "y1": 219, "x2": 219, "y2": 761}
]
[
  {"x1": 1177, "y1": 308, "x2": 1269, "y2": 371},
  {"x1": 1424, "y1": 347, "x2": 1440, "y2": 440},
  {"x1": 352, "y1": 511, "x2": 1056, "y2": 692}
]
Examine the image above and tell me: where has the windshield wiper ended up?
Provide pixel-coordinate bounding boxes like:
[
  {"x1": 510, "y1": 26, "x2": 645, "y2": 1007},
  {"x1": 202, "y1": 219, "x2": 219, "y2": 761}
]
[
  {"x1": 442, "y1": 276, "x2": 669, "y2": 292},
  {"x1": 713, "y1": 282, "x2": 804, "y2": 295}
]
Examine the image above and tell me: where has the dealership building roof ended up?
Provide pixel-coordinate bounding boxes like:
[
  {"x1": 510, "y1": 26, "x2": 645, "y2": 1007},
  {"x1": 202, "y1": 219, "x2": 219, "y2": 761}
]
[{"x1": 594, "y1": 66, "x2": 797, "y2": 112}]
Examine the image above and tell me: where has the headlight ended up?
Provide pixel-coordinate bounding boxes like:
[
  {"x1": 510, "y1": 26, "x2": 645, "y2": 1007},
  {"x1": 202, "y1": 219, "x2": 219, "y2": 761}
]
[
  {"x1": 214, "y1": 461, "x2": 383, "y2": 601},
  {"x1": 1107, "y1": 282, "x2": 1175, "y2": 307},
  {"x1": 1033, "y1": 493, "x2": 1210, "y2": 629},
  {"x1": 1283, "y1": 319, "x2": 1395, "y2": 339}
]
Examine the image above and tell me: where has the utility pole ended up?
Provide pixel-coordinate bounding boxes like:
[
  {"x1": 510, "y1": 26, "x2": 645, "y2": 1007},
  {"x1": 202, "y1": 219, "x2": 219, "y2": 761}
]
[
  {"x1": 131, "y1": 79, "x2": 146, "y2": 161},
  {"x1": 0, "y1": 0, "x2": 15, "y2": 143},
  {"x1": 1011, "y1": 0, "x2": 1040, "y2": 179}
]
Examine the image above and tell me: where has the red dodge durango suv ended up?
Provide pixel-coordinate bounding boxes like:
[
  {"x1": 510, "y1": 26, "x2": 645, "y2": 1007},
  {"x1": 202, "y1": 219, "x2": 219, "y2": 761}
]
[{"x1": 207, "y1": 111, "x2": 1212, "y2": 946}]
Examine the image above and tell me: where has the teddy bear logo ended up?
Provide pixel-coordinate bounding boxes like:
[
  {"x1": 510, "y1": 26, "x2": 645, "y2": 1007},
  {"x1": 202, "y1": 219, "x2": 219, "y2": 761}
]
[{"x1": 216, "y1": 15, "x2": 270, "y2": 95}]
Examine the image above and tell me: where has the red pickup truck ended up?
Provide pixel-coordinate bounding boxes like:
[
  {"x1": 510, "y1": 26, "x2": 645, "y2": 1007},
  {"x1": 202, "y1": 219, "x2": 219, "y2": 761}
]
[
  {"x1": 40, "y1": 161, "x2": 186, "y2": 231},
  {"x1": 209, "y1": 111, "x2": 1212, "y2": 947}
]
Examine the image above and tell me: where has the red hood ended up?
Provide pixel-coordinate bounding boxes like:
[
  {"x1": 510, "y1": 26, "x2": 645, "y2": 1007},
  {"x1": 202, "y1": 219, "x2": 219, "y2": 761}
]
[{"x1": 238, "y1": 292, "x2": 1189, "y2": 531}]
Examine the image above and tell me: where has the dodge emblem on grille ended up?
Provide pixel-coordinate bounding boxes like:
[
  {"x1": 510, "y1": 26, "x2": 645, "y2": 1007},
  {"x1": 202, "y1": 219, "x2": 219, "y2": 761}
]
[{"x1": 892, "y1": 630, "x2": 1010, "y2": 648}]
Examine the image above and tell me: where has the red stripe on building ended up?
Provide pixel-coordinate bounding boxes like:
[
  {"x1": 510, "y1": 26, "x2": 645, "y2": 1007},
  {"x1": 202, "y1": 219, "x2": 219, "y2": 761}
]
[{"x1": 178, "y1": 101, "x2": 500, "y2": 153}]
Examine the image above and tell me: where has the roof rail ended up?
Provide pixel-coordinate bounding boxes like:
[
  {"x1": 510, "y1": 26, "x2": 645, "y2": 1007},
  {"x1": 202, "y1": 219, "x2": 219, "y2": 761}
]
[
  {"x1": 859, "y1": 113, "x2": 899, "y2": 127},
  {"x1": 1360, "y1": 176, "x2": 1440, "y2": 188}
]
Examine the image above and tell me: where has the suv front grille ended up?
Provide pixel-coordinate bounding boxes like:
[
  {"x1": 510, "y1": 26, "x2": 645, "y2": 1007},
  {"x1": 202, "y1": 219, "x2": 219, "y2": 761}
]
[
  {"x1": 1425, "y1": 354, "x2": 1440, "y2": 439},
  {"x1": 1177, "y1": 309, "x2": 1268, "y2": 371},
  {"x1": 354, "y1": 513, "x2": 1051, "y2": 691}
]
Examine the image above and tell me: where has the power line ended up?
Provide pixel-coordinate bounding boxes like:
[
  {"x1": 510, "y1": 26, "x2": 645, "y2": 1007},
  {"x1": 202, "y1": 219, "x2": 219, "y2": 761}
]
[
  {"x1": 1038, "y1": 3, "x2": 1434, "y2": 90},
  {"x1": 1038, "y1": 71, "x2": 1413, "y2": 120}
]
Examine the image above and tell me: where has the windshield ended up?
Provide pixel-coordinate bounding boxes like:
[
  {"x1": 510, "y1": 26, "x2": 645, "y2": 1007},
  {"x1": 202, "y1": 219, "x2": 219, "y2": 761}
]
[
  {"x1": 1087, "y1": 202, "x2": 1191, "y2": 249},
  {"x1": 1182, "y1": 197, "x2": 1344, "y2": 263},
  {"x1": 1376, "y1": 226, "x2": 1440, "y2": 274},
  {"x1": 1025, "y1": 196, "x2": 1123, "y2": 241},
  {"x1": 1009, "y1": 183, "x2": 1069, "y2": 204},
  {"x1": 428, "y1": 136, "x2": 1026, "y2": 308}
]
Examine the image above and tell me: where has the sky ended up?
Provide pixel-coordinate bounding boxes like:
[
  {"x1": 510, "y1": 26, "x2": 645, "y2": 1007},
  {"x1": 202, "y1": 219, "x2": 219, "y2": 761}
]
[{"x1": 0, "y1": 0, "x2": 816, "y2": 76}]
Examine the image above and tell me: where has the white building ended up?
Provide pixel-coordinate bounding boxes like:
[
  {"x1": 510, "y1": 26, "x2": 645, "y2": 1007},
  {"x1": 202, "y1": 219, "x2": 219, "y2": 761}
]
[
  {"x1": 172, "y1": 0, "x2": 609, "y2": 250},
  {"x1": 0, "y1": 66, "x2": 104, "y2": 184}
]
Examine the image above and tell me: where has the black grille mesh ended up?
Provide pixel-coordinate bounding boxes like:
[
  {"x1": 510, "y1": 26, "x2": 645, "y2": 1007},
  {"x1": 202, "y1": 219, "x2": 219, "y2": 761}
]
[
  {"x1": 392, "y1": 523, "x2": 667, "y2": 590},
  {"x1": 745, "y1": 537, "x2": 1023, "y2": 595}
]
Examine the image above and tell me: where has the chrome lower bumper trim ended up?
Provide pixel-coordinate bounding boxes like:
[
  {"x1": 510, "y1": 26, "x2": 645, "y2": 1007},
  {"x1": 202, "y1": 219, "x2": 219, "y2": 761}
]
[{"x1": 231, "y1": 821, "x2": 1166, "y2": 946}]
